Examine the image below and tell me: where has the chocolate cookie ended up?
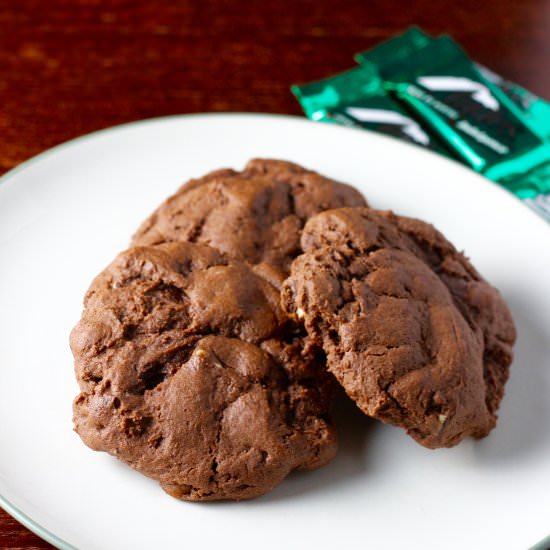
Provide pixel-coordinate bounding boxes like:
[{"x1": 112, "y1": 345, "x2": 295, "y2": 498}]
[
  {"x1": 131, "y1": 159, "x2": 367, "y2": 275},
  {"x1": 282, "y1": 207, "x2": 516, "y2": 448},
  {"x1": 71, "y1": 241, "x2": 337, "y2": 501}
]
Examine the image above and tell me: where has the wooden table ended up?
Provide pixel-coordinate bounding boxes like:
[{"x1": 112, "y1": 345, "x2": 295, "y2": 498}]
[{"x1": 1, "y1": 1, "x2": 548, "y2": 547}]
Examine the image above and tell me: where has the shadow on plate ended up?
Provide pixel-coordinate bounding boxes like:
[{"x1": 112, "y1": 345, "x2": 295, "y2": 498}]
[
  {"x1": 474, "y1": 293, "x2": 550, "y2": 465},
  {"x1": 253, "y1": 393, "x2": 376, "y2": 504}
]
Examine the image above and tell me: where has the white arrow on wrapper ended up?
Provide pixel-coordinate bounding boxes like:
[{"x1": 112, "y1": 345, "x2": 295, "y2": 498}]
[
  {"x1": 345, "y1": 107, "x2": 431, "y2": 145},
  {"x1": 417, "y1": 76, "x2": 500, "y2": 112}
]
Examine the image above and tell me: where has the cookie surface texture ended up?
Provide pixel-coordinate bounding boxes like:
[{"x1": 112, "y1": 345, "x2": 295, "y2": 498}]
[
  {"x1": 71, "y1": 242, "x2": 337, "y2": 500},
  {"x1": 132, "y1": 159, "x2": 367, "y2": 275},
  {"x1": 282, "y1": 207, "x2": 516, "y2": 448}
]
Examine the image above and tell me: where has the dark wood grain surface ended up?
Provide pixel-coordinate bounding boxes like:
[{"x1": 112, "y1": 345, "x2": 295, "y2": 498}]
[{"x1": 1, "y1": 0, "x2": 549, "y2": 547}]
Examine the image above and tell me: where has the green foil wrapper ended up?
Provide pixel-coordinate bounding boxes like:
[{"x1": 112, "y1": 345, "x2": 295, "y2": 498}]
[
  {"x1": 355, "y1": 28, "x2": 550, "y2": 221},
  {"x1": 291, "y1": 66, "x2": 451, "y2": 155},
  {"x1": 476, "y1": 63, "x2": 550, "y2": 142},
  {"x1": 356, "y1": 27, "x2": 550, "y2": 142},
  {"x1": 358, "y1": 34, "x2": 546, "y2": 169}
]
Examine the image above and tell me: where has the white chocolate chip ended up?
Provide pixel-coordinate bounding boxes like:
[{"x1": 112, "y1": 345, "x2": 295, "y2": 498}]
[
  {"x1": 438, "y1": 414, "x2": 447, "y2": 424},
  {"x1": 296, "y1": 307, "x2": 305, "y2": 319}
]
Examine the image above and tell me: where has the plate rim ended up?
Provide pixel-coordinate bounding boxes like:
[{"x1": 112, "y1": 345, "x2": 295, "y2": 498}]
[
  {"x1": 0, "y1": 494, "x2": 75, "y2": 550},
  {"x1": 0, "y1": 111, "x2": 548, "y2": 550},
  {"x1": 0, "y1": 111, "x2": 548, "y2": 233}
]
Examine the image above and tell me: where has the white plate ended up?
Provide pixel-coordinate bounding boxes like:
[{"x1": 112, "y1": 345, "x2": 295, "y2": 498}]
[{"x1": 0, "y1": 114, "x2": 549, "y2": 550}]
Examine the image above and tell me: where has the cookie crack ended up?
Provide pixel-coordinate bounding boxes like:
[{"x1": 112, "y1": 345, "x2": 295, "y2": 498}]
[
  {"x1": 131, "y1": 344, "x2": 197, "y2": 394},
  {"x1": 209, "y1": 417, "x2": 222, "y2": 485},
  {"x1": 186, "y1": 216, "x2": 207, "y2": 243},
  {"x1": 209, "y1": 382, "x2": 260, "y2": 488}
]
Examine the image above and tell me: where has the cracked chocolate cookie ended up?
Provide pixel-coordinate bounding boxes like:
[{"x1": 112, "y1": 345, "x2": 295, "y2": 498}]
[
  {"x1": 71, "y1": 241, "x2": 337, "y2": 501},
  {"x1": 131, "y1": 159, "x2": 367, "y2": 276},
  {"x1": 282, "y1": 207, "x2": 516, "y2": 448}
]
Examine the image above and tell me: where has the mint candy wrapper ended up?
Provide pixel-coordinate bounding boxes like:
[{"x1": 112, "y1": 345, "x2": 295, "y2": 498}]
[
  {"x1": 353, "y1": 28, "x2": 550, "y2": 221},
  {"x1": 475, "y1": 64, "x2": 550, "y2": 142},
  {"x1": 358, "y1": 35, "x2": 548, "y2": 167},
  {"x1": 291, "y1": 66, "x2": 452, "y2": 155},
  {"x1": 293, "y1": 28, "x2": 550, "y2": 221},
  {"x1": 494, "y1": 158, "x2": 550, "y2": 219},
  {"x1": 355, "y1": 27, "x2": 432, "y2": 72},
  {"x1": 356, "y1": 27, "x2": 550, "y2": 142}
]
